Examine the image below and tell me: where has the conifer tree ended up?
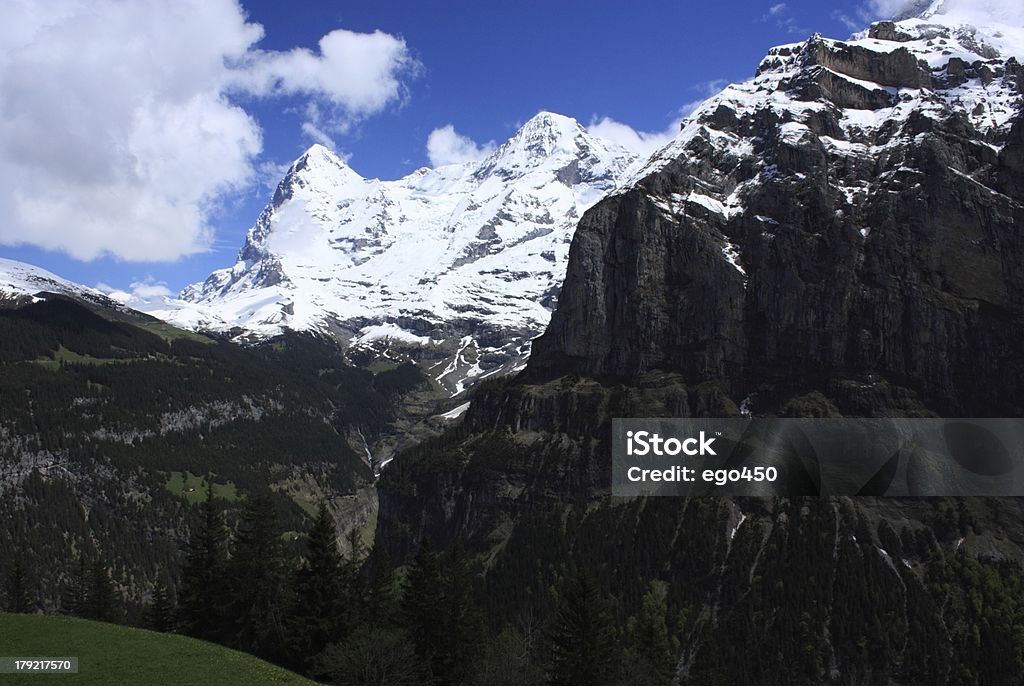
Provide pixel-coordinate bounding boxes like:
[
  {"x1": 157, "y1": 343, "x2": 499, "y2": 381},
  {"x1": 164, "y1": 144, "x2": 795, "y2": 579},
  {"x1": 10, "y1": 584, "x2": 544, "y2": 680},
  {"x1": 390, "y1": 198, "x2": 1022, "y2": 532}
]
[
  {"x1": 401, "y1": 540, "x2": 482, "y2": 685},
  {"x1": 625, "y1": 581, "x2": 674, "y2": 686},
  {"x1": 435, "y1": 545, "x2": 482, "y2": 684},
  {"x1": 87, "y1": 555, "x2": 118, "y2": 622},
  {"x1": 290, "y1": 501, "x2": 345, "y2": 662},
  {"x1": 6, "y1": 557, "x2": 33, "y2": 613},
  {"x1": 546, "y1": 573, "x2": 622, "y2": 686},
  {"x1": 179, "y1": 482, "x2": 229, "y2": 641},
  {"x1": 61, "y1": 552, "x2": 90, "y2": 618},
  {"x1": 229, "y1": 493, "x2": 290, "y2": 661},
  {"x1": 402, "y1": 538, "x2": 445, "y2": 682},
  {"x1": 363, "y1": 541, "x2": 398, "y2": 625},
  {"x1": 145, "y1": 582, "x2": 175, "y2": 633}
]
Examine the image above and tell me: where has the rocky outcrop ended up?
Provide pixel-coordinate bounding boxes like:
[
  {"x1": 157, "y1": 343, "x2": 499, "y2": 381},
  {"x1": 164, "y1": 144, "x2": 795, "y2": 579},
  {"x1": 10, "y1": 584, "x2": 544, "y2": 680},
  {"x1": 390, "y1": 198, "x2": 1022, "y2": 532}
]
[
  {"x1": 528, "y1": 24, "x2": 1024, "y2": 419},
  {"x1": 376, "y1": 16, "x2": 1024, "y2": 685},
  {"x1": 804, "y1": 37, "x2": 931, "y2": 89}
]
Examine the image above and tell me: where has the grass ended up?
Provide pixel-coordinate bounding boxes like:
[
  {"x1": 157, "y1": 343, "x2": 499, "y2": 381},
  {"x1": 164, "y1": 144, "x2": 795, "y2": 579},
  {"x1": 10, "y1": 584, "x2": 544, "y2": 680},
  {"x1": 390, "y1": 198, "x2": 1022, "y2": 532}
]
[
  {"x1": 96, "y1": 306, "x2": 215, "y2": 345},
  {"x1": 127, "y1": 318, "x2": 215, "y2": 345},
  {"x1": 0, "y1": 613, "x2": 315, "y2": 685},
  {"x1": 288, "y1": 492, "x2": 319, "y2": 519},
  {"x1": 34, "y1": 345, "x2": 129, "y2": 369},
  {"x1": 164, "y1": 471, "x2": 240, "y2": 504}
]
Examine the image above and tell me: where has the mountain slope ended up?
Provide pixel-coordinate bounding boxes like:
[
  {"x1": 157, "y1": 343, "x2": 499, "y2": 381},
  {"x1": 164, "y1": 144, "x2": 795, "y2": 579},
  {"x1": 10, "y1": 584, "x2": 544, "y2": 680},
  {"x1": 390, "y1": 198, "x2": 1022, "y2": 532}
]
[
  {"x1": 0, "y1": 287, "x2": 438, "y2": 614},
  {"x1": 150, "y1": 112, "x2": 638, "y2": 395},
  {"x1": 0, "y1": 613, "x2": 315, "y2": 685},
  {"x1": 376, "y1": 8, "x2": 1024, "y2": 684},
  {"x1": 0, "y1": 257, "x2": 111, "y2": 305},
  {"x1": 532, "y1": 12, "x2": 1024, "y2": 417}
]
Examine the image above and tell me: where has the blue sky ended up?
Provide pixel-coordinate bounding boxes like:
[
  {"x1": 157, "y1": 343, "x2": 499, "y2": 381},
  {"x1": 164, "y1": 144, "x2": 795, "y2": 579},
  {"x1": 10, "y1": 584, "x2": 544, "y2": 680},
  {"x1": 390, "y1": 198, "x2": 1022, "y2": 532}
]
[{"x1": 1, "y1": 0, "x2": 890, "y2": 297}]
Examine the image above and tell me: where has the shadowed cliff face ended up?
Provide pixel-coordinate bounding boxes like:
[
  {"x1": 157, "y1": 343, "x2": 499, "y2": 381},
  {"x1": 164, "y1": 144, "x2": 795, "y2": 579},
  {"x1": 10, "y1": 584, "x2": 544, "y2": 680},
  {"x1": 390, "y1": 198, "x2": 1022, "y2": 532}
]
[
  {"x1": 376, "y1": 19, "x2": 1024, "y2": 685},
  {"x1": 528, "y1": 33, "x2": 1024, "y2": 418}
]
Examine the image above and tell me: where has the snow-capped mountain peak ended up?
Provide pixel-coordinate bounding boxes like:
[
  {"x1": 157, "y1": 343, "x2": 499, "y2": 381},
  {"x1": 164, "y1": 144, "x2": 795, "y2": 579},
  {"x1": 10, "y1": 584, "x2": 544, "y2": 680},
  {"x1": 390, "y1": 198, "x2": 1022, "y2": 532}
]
[
  {"x1": 0, "y1": 258, "x2": 100, "y2": 301},
  {"x1": 630, "y1": 6, "x2": 1024, "y2": 188},
  {"x1": 149, "y1": 111, "x2": 639, "y2": 393},
  {"x1": 899, "y1": 0, "x2": 1024, "y2": 29}
]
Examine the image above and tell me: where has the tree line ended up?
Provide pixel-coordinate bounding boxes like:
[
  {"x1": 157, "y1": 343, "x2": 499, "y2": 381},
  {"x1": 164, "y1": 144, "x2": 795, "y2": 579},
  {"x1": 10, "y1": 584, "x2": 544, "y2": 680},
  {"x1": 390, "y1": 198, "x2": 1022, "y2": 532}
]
[{"x1": 4, "y1": 484, "x2": 677, "y2": 686}]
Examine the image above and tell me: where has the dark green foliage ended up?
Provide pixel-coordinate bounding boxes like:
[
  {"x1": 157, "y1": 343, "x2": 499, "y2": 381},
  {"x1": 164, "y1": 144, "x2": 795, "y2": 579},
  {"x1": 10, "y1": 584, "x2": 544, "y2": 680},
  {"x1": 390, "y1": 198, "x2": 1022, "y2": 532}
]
[
  {"x1": 144, "y1": 583, "x2": 175, "y2": 633},
  {"x1": 361, "y1": 539, "x2": 400, "y2": 626},
  {"x1": 6, "y1": 556, "x2": 34, "y2": 613},
  {"x1": 228, "y1": 494, "x2": 291, "y2": 661},
  {"x1": 61, "y1": 553, "x2": 91, "y2": 619},
  {"x1": 472, "y1": 625, "x2": 545, "y2": 686},
  {"x1": 686, "y1": 633, "x2": 729, "y2": 686},
  {"x1": 289, "y1": 502, "x2": 346, "y2": 663},
  {"x1": 179, "y1": 484, "x2": 229, "y2": 641},
  {"x1": 87, "y1": 556, "x2": 119, "y2": 623},
  {"x1": 0, "y1": 300, "x2": 435, "y2": 619},
  {"x1": 314, "y1": 627, "x2": 425, "y2": 686},
  {"x1": 257, "y1": 331, "x2": 427, "y2": 434},
  {"x1": 0, "y1": 296, "x2": 169, "y2": 362},
  {"x1": 624, "y1": 581, "x2": 674, "y2": 686},
  {"x1": 546, "y1": 573, "x2": 622, "y2": 686},
  {"x1": 373, "y1": 362, "x2": 429, "y2": 398},
  {"x1": 61, "y1": 551, "x2": 120, "y2": 623},
  {"x1": 402, "y1": 540, "x2": 483, "y2": 685},
  {"x1": 939, "y1": 553, "x2": 1024, "y2": 685}
]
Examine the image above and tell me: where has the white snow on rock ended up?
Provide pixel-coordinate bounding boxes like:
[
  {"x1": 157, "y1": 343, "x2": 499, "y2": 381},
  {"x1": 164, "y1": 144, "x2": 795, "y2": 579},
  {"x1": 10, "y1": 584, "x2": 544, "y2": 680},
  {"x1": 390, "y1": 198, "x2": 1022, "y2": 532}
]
[
  {"x1": 145, "y1": 112, "x2": 638, "y2": 392},
  {"x1": 137, "y1": 5, "x2": 1024, "y2": 393},
  {"x1": 0, "y1": 258, "x2": 103, "y2": 302}
]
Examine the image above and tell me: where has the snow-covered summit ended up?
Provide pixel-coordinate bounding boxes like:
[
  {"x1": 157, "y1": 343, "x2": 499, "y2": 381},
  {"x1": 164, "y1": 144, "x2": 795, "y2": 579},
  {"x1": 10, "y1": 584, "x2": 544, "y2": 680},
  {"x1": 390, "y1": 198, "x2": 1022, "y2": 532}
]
[
  {"x1": 0, "y1": 257, "x2": 101, "y2": 302},
  {"x1": 897, "y1": 0, "x2": 1024, "y2": 30},
  {"x1": 146, "y1": 6, "x2": 1023, "y2": 394},
  {"x1": 630, "y1": 5, "x2": 1024, "y2": 186},
  {"x1": 151, "y1": 111, "x2": 639, "y2": 393}
]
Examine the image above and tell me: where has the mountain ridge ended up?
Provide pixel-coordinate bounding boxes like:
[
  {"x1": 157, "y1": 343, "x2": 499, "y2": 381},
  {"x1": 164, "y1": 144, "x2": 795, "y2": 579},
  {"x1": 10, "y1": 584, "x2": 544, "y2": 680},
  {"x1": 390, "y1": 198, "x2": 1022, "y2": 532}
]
[
  {"x1": 148, "y1": 111, "x2": 639, "y2": 395},
  {"x1": 375, "y1": 11, "x2": 1024, "y2": 683}
]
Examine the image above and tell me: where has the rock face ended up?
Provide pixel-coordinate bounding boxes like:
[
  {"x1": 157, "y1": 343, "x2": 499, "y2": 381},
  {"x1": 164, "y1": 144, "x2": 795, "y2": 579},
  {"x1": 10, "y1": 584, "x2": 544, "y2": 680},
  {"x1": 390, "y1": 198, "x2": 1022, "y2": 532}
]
[
  {"x1": 376, "y1": 13, "x2": 1024, "y2": 685},
  {"x1": 148, "y1": 113, "x2": 637, "y2": 395},
  {"x1": 529, "y1": 19, "x2": 1024, "y2": 418}
]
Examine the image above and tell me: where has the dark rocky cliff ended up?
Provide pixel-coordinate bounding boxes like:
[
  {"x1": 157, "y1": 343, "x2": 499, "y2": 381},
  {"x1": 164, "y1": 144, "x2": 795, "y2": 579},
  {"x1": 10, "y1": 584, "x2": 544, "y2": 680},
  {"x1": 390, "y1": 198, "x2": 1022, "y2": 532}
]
[
  {"x1": 529, "y1": 31, "x2": 1024, "y2": 418},
  {"x1": 376, "y1": 18, "x2": 1024, "y2": 684}
]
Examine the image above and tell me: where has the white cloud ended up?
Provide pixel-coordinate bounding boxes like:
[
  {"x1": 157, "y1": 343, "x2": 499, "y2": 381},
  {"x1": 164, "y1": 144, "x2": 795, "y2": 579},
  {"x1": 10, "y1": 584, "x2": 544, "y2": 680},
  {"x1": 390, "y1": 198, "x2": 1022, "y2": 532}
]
[
  {"x1": 761, "y1": 2, "x2": 807, "y2": 35},
  {"x1": 868, "y1": 0, "x2": 917, "y2": 18},
  {"x1": 862, "y1": 0, "x2": 1024, "y2": 24},
  {"x1": 587, "y1": 80, "x2": 730, "y2": 159},
  {"x1": 0, "y1": 0, "x2": 418, "y2": 262},
  {"x1": 678, "y1": 79, "x2": 730, "y2": 118},
  {"x1": 97, "y1": 277, "x2": 173, "y2": 309},
  {"x1": 233, "y1": 28, "x2": 418, "y2": 117},
  {"x1": 586, "y1": 117, "x2": 681, "y2": 158},
  {"x1": 934, "y1": 0, "x2": 1024, "y2": 24},
  {"x1": 426, "y1": 125, "x2": 496, "y2": 167}
]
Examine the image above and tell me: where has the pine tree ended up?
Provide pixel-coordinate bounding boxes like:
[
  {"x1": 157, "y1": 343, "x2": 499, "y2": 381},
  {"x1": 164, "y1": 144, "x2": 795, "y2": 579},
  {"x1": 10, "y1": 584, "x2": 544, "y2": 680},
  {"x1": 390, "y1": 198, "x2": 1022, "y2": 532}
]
[
  {"x1": 61, "y1": 552, "x2": 90, "y2": 618},
  {"x1": 87, "y1": 556, "x2": 118, "y2": 622},
  {"x1": 6, "y1": 556, "x2": 33, "y2": 613},
  {"x1": 625, "y1": 581, "x2": 674, "y2": 686},
  {"x1": 229, "y1": 493, "x2": 290, "y2": 661},
  {"x1": 290, "y1": 501, "x2": 345, "y2": 663},
  {"x1": 401, "y1": 540, "x2": 482, "y2": 685},
  {"x1": 688, "y1": 632, "x2": 729, "y2": 686},
  {"x1": 144, "y1": 582, "x2": 175, "y2": 632},
  {"x1": 402, "y1": 538, "x2": 445, "y2": 682},
  {"x1": 434, "y1": 545, "x2": 482, "y2": 685},
  {"x1": 546, "y1": 573, "x2": 622, "y2": 686},
  {"x1": 179, "y1": 482, "x2": 229, "y2": 641}
]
